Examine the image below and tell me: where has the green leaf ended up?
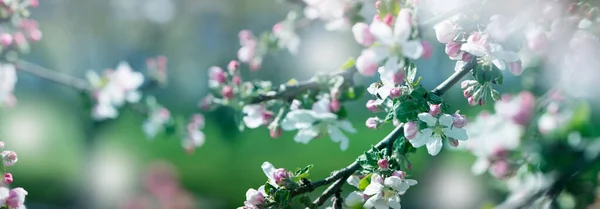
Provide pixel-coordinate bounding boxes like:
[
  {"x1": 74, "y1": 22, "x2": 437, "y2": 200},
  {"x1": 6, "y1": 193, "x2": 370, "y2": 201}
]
[
  {"x1": 264, "y1": 183, "x2": 277, "y2": 196},
  {"x1": 339, "y1": 57, "x2": 356, "y2": 70},
  {"x1": 275, "y1": 189, "x2": 291, "y2": 207},
  {"x1": 335, "y1": 105, "x2": 348, "y2": 119},
  {"x1": 406, "y1": 62, "x2": 417, "y2": 84},
  {"x1": 294, "y1": 164, "x2": 313, "y2": 181},
  {"x1": 410, "y1": 85, "x2": 428, "y2": 99},
  {"x1": 358, "y1": 173, "x2": 372, "y2": 190}
]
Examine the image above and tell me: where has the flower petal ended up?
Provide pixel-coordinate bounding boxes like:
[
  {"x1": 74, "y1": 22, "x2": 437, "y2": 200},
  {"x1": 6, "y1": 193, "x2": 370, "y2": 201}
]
[
  {"x1": 417, "y1": 113, "x2": 437, "y2": 126},
  {"x1": 409, "y1": 128, "x2": 432, "y2": 148},
  {"x1": 363, "y1": 182, "x2": 384, "y2": 195},
  {"x1": 402, "y1": 40, "x2": 424, "y2": 60},
  {"x1": 347, "y1": 175, "x2": 361, "y2": 188},
  {"x1": 370, "y1": 21, "x2": 395, "y2": 46},
  {"x1": 405, "y1": 179, "x2": 418, "y2": 186},
  {"x1": 329, "y1": 126, "x2": 349, "y2": 151},
  {"x1": 280, "y1": 110, "x2": 318, "y2": 130},
  {"x1": 335, "y1": 120, "x2": 357, "y2": 133},
  {"x1": 426, "y1": 137, "x2": 443, "y2": 156},
  {"x1": 438, "y1": 114, "x2": 453, "y2": 127},
  {"x1": 492, "y1": 58, "x2": 507, "y2": 70},
  {"x1": 385, "y1": 176, "x2": 408, "y2": 192},
  {"x1": 443, "y1": 127, "x2": 468, "y2": 141},
  {"x1": 388, "y1": 195, "x2": 402, "y2": 209},
  {"x1": 261, "y1": 162, "x2": 276, "y2": 182},
  {"x1": 345, "y1": 191, "x2": 365, "y2": 207},
  {"x1": 294, "y1": 126, "x2": 320, "y2": 144}
]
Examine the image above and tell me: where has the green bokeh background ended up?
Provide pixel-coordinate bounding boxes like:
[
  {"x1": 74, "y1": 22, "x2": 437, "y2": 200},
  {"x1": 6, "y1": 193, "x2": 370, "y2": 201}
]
[{"x1": 0, "y1": 0, "x2": 544, "y2": 208}]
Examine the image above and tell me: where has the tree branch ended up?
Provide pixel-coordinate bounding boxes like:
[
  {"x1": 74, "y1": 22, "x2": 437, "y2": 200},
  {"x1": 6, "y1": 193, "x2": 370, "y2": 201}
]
[
  {"x1": 287, "y1": 60, "x2": 477, "y2": 206},
  {"x1": 15, "y1": 59, "x2": 93, "y2": 92},
  {"x1": 249, "y1": 68, "x2": 356, "y2": 104}
]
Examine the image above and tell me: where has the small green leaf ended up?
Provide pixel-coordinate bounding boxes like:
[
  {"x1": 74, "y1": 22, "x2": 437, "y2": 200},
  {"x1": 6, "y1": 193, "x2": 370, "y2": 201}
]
[
  {"x1": 339, "y1": 57, "x2": 356, "y2": 70},
  {"x1": 335, "y1": 106, "x2": 348, "y2": 119},
  {"x1": 275, "y1": 189, "x2": 291, "y2": 206},
  {"x1": 294, "y1": 164, "x2": 313, "y2": 180},
  {"x1": 358, "y1": 173, "x2": 372, "y2": 190},
  {"x1": 264, "y1": 183, "x2": 277, "y2": 196}
]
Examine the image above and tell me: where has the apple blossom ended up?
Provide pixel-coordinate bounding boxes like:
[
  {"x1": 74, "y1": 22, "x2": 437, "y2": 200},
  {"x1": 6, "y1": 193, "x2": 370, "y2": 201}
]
[
  {"x1": 182, "y1": 114, "x2": 206, "y2": 153},
  {"x1": 303, "y1": 0, "x2": 351, "y2": 31},
  {"x1": 262, "y1": 162, "x2": 292, "y2": 187},
  {"x1": 495, "y1": 91, "x2": 535, "y2": 126},
  {"x1": 143, "y1": 107, "x2": 171, "y2": 138},
  {"x1": 0, "y1": 63, "x2": 17, "y2": 106},
  {"x1": 445, "y1": 42, "x2": 462, "y2": 58},
  {"x1": 363, "y1": 174, "x2": 417, "y2": 209},
  {"x1": 244, "y1": 186, "x2": 266, "y2": 208},
  {"x1": 272, "y1": 21, "x2": 301, "y2": 54},
  {"x1": 377, "y1": 159, "x2": 389, "y2": 169},
  {"x1": 0, "y1": 34, "x2": 12, "y2": 46},
  {"x1": 5, "y1": 188, "x2": 27, "y2": 209},
  {"x1": 280, "y1": 97, "x2": 356, "y2": 151},
  {"x1": 1, "y1": 151, "x2": 17, "y2": 167},
  {"x1": 242, "y1": 104, "x2": 272, "y2": 129},
  {"x1": 403, "y1": 121, "x2": 418, "y2": 140},
  {"x1": 221, "y1": 85, "x2": 234, "y2": 99},
  {"x1": 459, "y1": 32, "x2": 521, "y2": 74},
  {"x1": 208, "y1": 66, "x2": 227, "y2": 88},
  {"x1": 429, "y1": 104, "x2": 441, "y2": 117},
  {"x1": 3, "y1": 173, "x2": 12, "y2": 185},
  {"x1": 352, "y1": 22, "x2": 375, "y2": 46},
  {"x1": 434, "y1": 20, "x2": 457, "y2": 43},
  {"x1": 408, "y1": 113, "x2": 468, "y2": 156},
  {"x1": 366, "y1": 117, "x2": 382, "y2": 129},
  {"x1": 366, "y1": 99, "x2": 379, "y2": 112}
]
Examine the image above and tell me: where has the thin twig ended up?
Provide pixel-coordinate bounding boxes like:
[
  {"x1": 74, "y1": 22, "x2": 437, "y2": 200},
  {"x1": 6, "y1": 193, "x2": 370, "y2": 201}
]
[{"x1": 15, "y1": 59, "x2": 93, "y2": 92}]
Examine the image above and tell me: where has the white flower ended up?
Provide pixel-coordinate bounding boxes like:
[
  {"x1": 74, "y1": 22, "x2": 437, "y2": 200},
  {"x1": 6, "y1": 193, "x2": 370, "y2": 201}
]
[
  {"x1": 461, "y1": 113, "x2": 522, "y2": 175},
  {"x1": 363, "y1": 174, "x2": 417, "y2": 209},
  {"x1": 143, "y1": 108, "x2": 171, "y2": 138},
  {"x1": 280, "y1": 98, "x2": 356, "y2": 150},
  {"x1": 460, "y1": 32, "x2": 520, "y2": 72},
  {"x1": 409, "y1": 113, "x2": 468, "y2": 156},
  {"x1": 244, "y1": 186, "x2": 266, "y2": 207},
  {"x1": 369, "y1": 9, "x2": 423, "y2": 68},
  {"x1": 182, "y1": 114, "x2": 206, "y2": 152},
  {"x1": 242, "y1": 104, "x2": 270, "y2": 129},
  {"x1": 0, "y1": 63, "x2": 16, "y2": 106},
  {"x1": 345, "y1": 191, "x2": 366, "y2": 207}
]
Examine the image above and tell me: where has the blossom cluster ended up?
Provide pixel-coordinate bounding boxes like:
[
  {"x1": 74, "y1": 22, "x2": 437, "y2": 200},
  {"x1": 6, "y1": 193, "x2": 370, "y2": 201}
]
[{"x1": 0, "y1": 141, "x2": 27, "y2": 209}]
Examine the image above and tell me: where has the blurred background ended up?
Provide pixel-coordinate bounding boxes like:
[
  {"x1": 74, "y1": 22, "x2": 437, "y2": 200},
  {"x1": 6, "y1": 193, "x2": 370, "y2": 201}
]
[{"x1": 0, "y1": 0, "x2": 561, "y2": 208}]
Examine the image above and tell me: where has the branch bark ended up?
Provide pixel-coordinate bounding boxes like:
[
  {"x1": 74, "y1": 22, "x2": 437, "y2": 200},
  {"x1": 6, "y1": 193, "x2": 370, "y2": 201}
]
[{"x1": 15, "y1": 59, "x2": 93, "y2": 92}]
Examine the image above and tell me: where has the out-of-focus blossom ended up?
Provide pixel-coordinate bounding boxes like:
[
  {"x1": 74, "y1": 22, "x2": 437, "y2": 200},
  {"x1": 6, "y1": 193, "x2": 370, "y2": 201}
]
[
  {"x1": 5, "y1": 188, "x2": 27, "y2": 209},
  {"x1": 1, "y1": 151, "x2": 17, "y2": 167},
  {"x1": 303, "y1": 0, "x2": 352, "y2": 31},
  {"x1": 495, "y1": 91, "x2": 535, "y2": 126},
  {"x1": 352, "y1": 22, "x2": 375, "y2": 46},
  {"x1": 0, "y1": 63, "x2": 17, "y2": 107},
  {"x1": 143, "y1": 107, "x2": 171, "y2": 138},
  {"x1": 434, "y1": 20, "x2": 457, "y2": 43},
  {"x1": 281, "y1": 97, "x2": 356, "y2": 150},
  {"x1": 88, "y1": 62, "x2": 145, "y2": 120},
  {"x1": 272, "y1": 21, "x2": 301, "y2": 54},
  {"x1": 182, "y1": 114, "x2": 205, "y2": 153},
  {"x1": 242, "y1": 104, "x2": 273, "y2": 129}
]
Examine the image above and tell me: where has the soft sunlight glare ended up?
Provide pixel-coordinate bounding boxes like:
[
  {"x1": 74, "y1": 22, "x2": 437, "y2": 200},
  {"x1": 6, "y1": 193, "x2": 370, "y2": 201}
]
[
  {"x1": 90, "y1": 148, "x2": 136, "y2": 209},
  {"x1": 299, "y1": 31, "x2": 355, "y2": 75},
  {"x1": 423, "y1": 164, "x2": 485, "y2": 209},
  {"x1": 2, "y1": 108, "x2": 45, "y2": 153}
]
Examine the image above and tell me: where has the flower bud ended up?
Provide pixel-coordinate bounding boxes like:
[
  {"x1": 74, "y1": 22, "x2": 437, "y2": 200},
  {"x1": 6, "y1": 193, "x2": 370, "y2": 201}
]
[
  {"x1": 29, "y1": 29, "x2": 42, "y2": 41},
  {"x1": 352, "y1": 22, "x2": 375, "y2": 46},
  {"x1": 0, "y1": 34, "x2": 13, "y2": 46},
  {"x1": 389, "y1": 87, "x2": 402, "y2": 99},
  {"x1": 490, "y1": 160, "x2": 511, "y2": 179},
  {"x1": 377, "y1": 159, "x2": 389, "y2": 169},
  {"x1": 421, "y1": 41, "x2": 433, "y2": 59},
  {"x1": 366, "y1": 117, "x2": 381, "y2": 129},
  {"x1": 478, "y1": 98, "x2": 486, "y2": 106},
  {"x1": 445, "y1": 42, "x2": 462, "y2": 58},
  {"x1": 238, "y1": 30, "x2": 254, "y2": 45},
  {"x1": 273, "y1": 168, "x2": 289, "y2": 184},
  {"x1": 261, "y1": 111, "x2": 274, "y2": 124},
  {"x1": 404, "y1": 121, "x2": 418, "y2": 140},
  {"x1": 375, "y1": 1, "x2": 381, "y2": 9},
  {"x1": 508, "y1": 61, "x2": 523, "y2": 76},
  {"x1": 227, "y1": 60, "x2": 240, "y2": 74},
  {"x1": 199, "y1": 95, "x2": 215, "y2": 111},
  {"x1": 451, "y1": 113, "x2": 467, "y2": 128},
  {"x1": 448, "y1": 138, "x2": 459, "y2": 147},
  {"x1": 221, "y1": 86, "x2": 234, "y2": 99},
  {"x1": 246, "y1": 188, "x2": 265, "y2": 205},
  {"x1": 392, "y1": 71, "x2": 405, "y2": 84},
  {"x1": 209, "y1": 66, "x2": 227, "y2": 84},
  {"x1": 460, "y1": 80, "x2": 477, "y2": 89},
  {"x1": 330, "y1": 99, "x2": 342, "y2": 112},
  {"x1": 2, "y1": 151, "x2": 17, "y2": 167},
  {"x1": 232, "y1": 76, "x2": 242, "y2": 85},
  {"x1": 463, "y1": 87, "x2": 474, "y2": 98},
  {"x1": 356, "y1": 49, "x2": 380, "y2": 76},
  {"x1": 461, "y1": 53, "x2": 473, "y2": 62},
  {"x1": 270, "y1": 127, "x2": 282, "y2": 139},
  {"x1": 249, "y1": 59, "x2": 262, "y2": 71},
  {"x1": 3, "y1": 173, "x2": 12, "y2": 184},
  {"x1": 237, "y1": 44, "x2": 255, "y2": 63},
  {"x1": 434, "y1": 20, "x2": 457, "y2": 43},
  {"x1": 467, "y1": 96, "x2": 477, "y2": 106},
  {"x1": 29, "y1": 0, "x2": 38, "y2": 7},
  {"x1": 429, "y1": 104, "x2": 441, "y2": 117},
  {"x1": 366, "y1": 100, "x2": 379, "y2": 112},
  {"x1": 392, "y1": 171, "x2": 405, "y2": 179},
  {"x1": 6, "y1": 188, "x2": 27, "y2": 209},
  {"x1": 383, "y1": 14, "x2": 394, "y2": 26}
]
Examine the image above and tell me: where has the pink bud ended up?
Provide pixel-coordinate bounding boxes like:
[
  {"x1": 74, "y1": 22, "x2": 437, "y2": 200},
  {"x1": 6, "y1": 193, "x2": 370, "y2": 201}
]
[
  {"x1": 393, "y1": 118, "x2": 401, "y2": 127},
  {"x1": 429, "y1": 104, "x2": 441, "y2": 116},
  {"x1": 199, "y1": 95, "x2": 214, "y2": 111},
  {"x1": 29, "y1": 0, "x2": 38, "y2": 7},
  {"x1": 461, "y1": 80, "x2": 477, "y2": 89},
  {"x1": 4, "y1": 173, "x2": 12, "y2": 184},
  {"x1": 377, "y1": 159, "x2": 389, "y2": 169},
  {"x1": 392, "y1": 71, "x2": 405, "y2": 84},
  {"x1": 0, "y1": 34, "x2": 12, "y2": 46},
  {"x1": 232, "y1": 76, "x2": 242, "y2": 85},
  {"x1": 492, "y1": 147, "x2": 508, "y2": 158},
  {"x1": 273, "y1": 168, "x2": 289, "y2": 184},
  {"x1": 467, "y1": 96, "x2": 477, "y2": 106},
  {"x1": 237, "y1": 45, "x2": 255, "y2": 63},
  {"x1": 366, "y1": 100, "x2": 378, "y2": 112},
  {"x1": 356, "y1": 49, "x2": 380, "y2": 76},
  {"x1": 375, "y1": 1, "x2": 381, "y2": 9},
  {"x1": 451, "y1": 113, "x2": 467, "y2": 128},
  {"x1": 490, "y1": 160, "x2": 511, "y2": 179},
  {"x1": 421, "y1": 41, "x2": 433, "y2": 59},
  {"x1": 478, "y1": 98, "x2": 486, "y2": 106},
  {"x1": 209, "y1": 66, "x2": 227, "y2": 84},
  {"x1": 261, "y1": 111, "x2": 274, "y2": 124},
  {"x1": 6, "y1": 188, "x2": 27, "y2": 209},
  {"x1": 508, "y1": 61, "x2": 523, "y2": 76},
  {"x1": 352, "y1": 22, "x2": 375, "y2": 46},
  {"x1": 29, "y1": 29, "x2": 42, "y2": 41},
  {"x1": 434, "y1": 20, "x2": 457, "y2": 43},
  {"x1": 383, "y1": 14, "x2": 394, "y2": 26},
  {"x1": 463, "y1": 89, "x2": 472, "y2": 98},
  {"x1": 1, "y1": 151, "x2": 17, "y2": 167},
  {"x1": 238, "y1": 30, "x2": 254, "y2": 45},
  {"x1": 227, "y1": 60, "x2": 240, "y2": 74},
  {"x1": 390, "y1": 87, "x2": 402, "y2": 99},
  {"x1": 445, "y1": 42, "x2": 462, "y2": 58},
  {"x1": 221, "y1": 86, "x2": 234, "y2": 99},
  {"x1": 330, "y1": 99, "x2": 341, "y2": 112},
  {"x1": 270, "y1": 127, "x2": 282, "y2": 139},
  {"x1": 14, "y1": 33, "x2": 26, "y2": 46},
  {"x1": 272, "y1": 23, "x2": 283, "y2": 36},
  {"x1": 392, "y1": 171, "x2": 405, "y2": 179},
  {"x1": 366, "y1": 117, "x2": 380, "y2": 129},
  {"x1": 404, "y1": 121, "x2": 418, "y2": 140},
  {"x1": 448, "y1": 138, "x2": 459, "y2": 147}
]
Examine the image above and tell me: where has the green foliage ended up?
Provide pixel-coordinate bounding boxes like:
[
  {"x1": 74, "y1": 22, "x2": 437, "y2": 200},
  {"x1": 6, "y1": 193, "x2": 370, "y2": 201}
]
[
  {"x1": 274, "y1": 189, "x2": 291, "y2": 208},
  {"x1": 358, "y1": 173, "x2": 372, "y2": 191},
  {"x1": 339, "y1": 57, "x2": 356, "y2": 71},
  {"x1": 293, "y1": 164, "x2": 313, "y2": 181}
]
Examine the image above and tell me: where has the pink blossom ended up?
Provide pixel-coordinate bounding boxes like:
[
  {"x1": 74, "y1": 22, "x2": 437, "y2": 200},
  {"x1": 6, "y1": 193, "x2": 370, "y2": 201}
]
[
  {"x1": 29, "y1": 0, "x2": 38, "y2": 7},
  {"x1": 495, "y1": 91, "x2": 535, "y2": 126},
  {"x1": 28, "y1": 29, "x2": 42, "y2": 41},
  {"x1": 330, "y1": 99, "x2": 341, "y2": 112},
  {"x1": 270, "y1": 127, "x2": 282, "y2": 139},
  {"x1": 0, "y1": 34, "x2": 12, "y2": 46},
  {"x1": 389, "y1": 87, "x2": 401, "y2": 99},
  {"x1": 1, "y1": 151, "x2": 17, "y2": 167},
  {"x1": 232, "y1": 76, "x2": 242, "y2": 85},
  {"x1": 392, "y1": 171, "x2": 405, "y2": 179},
  {"x1": 508, "y1": 61, "x2": 523, "y2": 76},
  {"x1": 490, "y1": 160, "x2": 510, "y2": 179},
  {"x1": 445, "y1": 42, "x2": 462, "y2": 58},
  {"x1": 6, "y1": 188, "x2": 27, "y2": 208},
  {"x1": 421, "y1": 41, "x2": 433, "y2": 59},
  {"x1": 366, "y1": 117, "x2": 380, "y2": 129},
  {"x1": 383, "y1": 14, "x2": 394, "y2": 26},
  {"x1": 273, "y1": 168, "x2": 290, "y2": 184},
  {"x1": 238, "y1": 30, "x2": 254, "y2": 45},
  {"x1": 392, "y1": 71, "x2": 405, "y2": 84},
  {"x1": 228, "y1": 60, "x2": 240, "y2": 74},
  {"x1": 467, "y1": 96, "x2": 477, "y2": 106},
  {"x1": 429, "y1": 104, "x2": 441, "y2": 117},
  {"x1": 366, "y1": 100, "x2": 378, "y2": 112},
  {"x1": 208, "y1": 66, "x2": 227, "y2": 84},
  {"x1": 352, "y1": 22, "x2": 375, "y2": 46},
  {"x1": 221, "y1": 86, "x2": 234, "y2": 99},
  {"x1": 3, "y1": 173, "x2": 12, "y2": 184},
  {"x1": 451, "y1": 113, "x2": 467, "y2": 128},
  {"x1": 377, "y1": 159, "x2": 389, "y2": 169}
]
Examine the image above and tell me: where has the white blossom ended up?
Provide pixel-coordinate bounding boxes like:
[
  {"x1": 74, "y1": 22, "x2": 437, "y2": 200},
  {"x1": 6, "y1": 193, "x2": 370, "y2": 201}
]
[
  {"x1": 409, "y1": 113, "x2": 468, "y2": 156},
  {"x1": 0, "y1": 63, "x2": 17, "y2": 106},
  {"x1": 88, "y1": 62, "x2": 145, "y2": 120},
  {"x1": 280, "y1": 97, "x2": 356, "y2": 150},
  {"x1": 363, "y1": 174, "x2": 417, "y2": 209}
]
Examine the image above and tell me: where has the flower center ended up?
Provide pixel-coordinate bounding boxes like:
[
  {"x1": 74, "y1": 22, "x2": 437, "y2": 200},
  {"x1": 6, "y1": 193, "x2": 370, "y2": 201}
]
[{"x1": 383, "y1": 187, "x2": 398, "y2": 199}]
